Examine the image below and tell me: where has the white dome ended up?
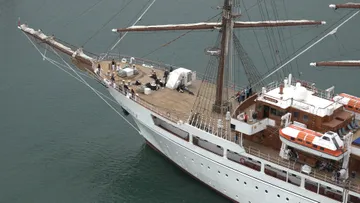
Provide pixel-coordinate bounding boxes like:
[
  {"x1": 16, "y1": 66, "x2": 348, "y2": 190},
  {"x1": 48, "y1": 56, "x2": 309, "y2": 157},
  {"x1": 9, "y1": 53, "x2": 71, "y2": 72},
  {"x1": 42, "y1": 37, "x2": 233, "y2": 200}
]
[{"x1": 293, "y1": 82, "x2": 307, "y2": 101}]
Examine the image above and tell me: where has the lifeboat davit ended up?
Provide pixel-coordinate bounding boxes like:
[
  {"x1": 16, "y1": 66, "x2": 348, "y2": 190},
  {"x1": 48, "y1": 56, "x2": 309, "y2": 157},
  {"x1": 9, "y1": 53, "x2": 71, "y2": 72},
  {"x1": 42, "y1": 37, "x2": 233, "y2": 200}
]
[
  {"x1": 279, "y1": 124, "x2": 347, "y2": 161},
  {"x1": 333, "y1": 93, "x2": 360, "y2": 120}
]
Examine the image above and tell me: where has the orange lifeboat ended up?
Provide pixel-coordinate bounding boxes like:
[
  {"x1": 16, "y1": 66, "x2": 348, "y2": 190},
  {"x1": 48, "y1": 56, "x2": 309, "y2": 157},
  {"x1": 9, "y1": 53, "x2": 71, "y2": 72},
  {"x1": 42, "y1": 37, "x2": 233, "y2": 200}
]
[
  {"x1": 334, "y1": 93, "x2": 360, "y2": 114},
  {"x1": 279, "y1": 124, "x2": 346, "y2": 161}
]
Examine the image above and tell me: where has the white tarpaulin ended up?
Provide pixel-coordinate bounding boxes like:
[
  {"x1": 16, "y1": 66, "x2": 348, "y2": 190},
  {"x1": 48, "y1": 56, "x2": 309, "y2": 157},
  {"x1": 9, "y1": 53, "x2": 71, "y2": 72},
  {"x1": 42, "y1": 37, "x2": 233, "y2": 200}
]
[{"x1": 166, "y1": 70, "x2": 183, "y2": 89}]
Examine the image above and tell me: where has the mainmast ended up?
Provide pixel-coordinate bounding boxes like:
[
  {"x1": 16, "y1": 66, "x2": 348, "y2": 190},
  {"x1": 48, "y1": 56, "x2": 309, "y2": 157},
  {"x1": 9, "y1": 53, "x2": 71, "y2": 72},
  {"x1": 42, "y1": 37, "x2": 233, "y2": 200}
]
[
  {"x1": 310, "y1": 3, "x2": 360, "y2": 67},
  {"x1": 214, "y1": 0, "x2": 232, "y2": 113}
]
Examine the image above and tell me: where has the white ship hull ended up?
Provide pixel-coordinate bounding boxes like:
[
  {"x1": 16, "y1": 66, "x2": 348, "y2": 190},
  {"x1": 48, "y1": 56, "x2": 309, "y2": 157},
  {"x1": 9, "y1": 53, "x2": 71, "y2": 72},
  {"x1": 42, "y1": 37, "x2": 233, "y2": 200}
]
[{"x1": 109, "y1": 87, "x2": 342, "y2": 203}]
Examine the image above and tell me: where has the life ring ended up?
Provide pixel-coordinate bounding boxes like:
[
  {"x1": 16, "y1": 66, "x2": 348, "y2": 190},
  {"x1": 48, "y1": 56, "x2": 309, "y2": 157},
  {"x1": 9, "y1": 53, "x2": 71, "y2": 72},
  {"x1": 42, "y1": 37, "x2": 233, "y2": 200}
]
[{"x1": 240, "y1": 158, "x2": 245, "y2": 164}]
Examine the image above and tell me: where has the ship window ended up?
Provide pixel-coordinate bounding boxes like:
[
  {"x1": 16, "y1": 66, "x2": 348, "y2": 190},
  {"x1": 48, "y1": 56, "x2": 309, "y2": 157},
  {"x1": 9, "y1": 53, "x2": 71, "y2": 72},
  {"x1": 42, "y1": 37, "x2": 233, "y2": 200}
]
[
  {"x1": 348, "y1": 106, "x2": 353, "y2": 109},
  {"x1": 306, "y1": 141, "x2": 311, "y2": 144},
  {"x1": 151, "y1": 115, "x2": 189, "y2": 141},
  {"x1": 226, "y1": 149, "x2": 261, "y2": 171},
  {"x1": 320, "y1": 147, "x2": 325, "y2": 151},
  {"x1": 313, "y1": 144, "x2": 318, "y2": 148},
  {"x1": 322, "y1": 136, "x2": 330, "y2": 141},
  {"x1": 192, "y1": 136, "x2": 223, "y2": 156},
  {"x1": 297, "y1": 139, "x2": 302, "y2": 142},
  {"x1": 303, "y1": 115, "x2": 309, "y2": 122},
  {"x1": 270, "y1": 108, "x2": 285, "y2": 116},
  {"x1": 293, "y1": 112, "x2": 299, "y2": 118},
  {"x1": 270, "y1": 108, "x2": 277, "y2": 115},
  {"x1": 290, "y1": 137, "x2": 295, "y2": 141}
]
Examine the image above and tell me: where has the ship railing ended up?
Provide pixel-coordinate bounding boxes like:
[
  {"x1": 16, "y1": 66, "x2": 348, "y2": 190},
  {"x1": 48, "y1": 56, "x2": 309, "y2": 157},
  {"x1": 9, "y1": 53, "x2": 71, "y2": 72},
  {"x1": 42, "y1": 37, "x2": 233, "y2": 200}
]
[
  {"x1": 245, "y1": 146, "x2": 297, "y2": 170},
  {"x1": 99, "y1": 53, "x2": 245, "y2": 92},
  {"x1": 244, "y1": 146, "x2": 360, "y2": 193},
  {"x1": 263, "y1": 78, "x2": 331, "y2": 101},
  {"x1": 264, "y1": 81, "x2": 279, "y2": 92},
  {"x1": 115, "y1": 87, "x2": 187, "y2": 123},
  {"x1": 258, "y1": 92, "x2": 338, "y2": 117}
]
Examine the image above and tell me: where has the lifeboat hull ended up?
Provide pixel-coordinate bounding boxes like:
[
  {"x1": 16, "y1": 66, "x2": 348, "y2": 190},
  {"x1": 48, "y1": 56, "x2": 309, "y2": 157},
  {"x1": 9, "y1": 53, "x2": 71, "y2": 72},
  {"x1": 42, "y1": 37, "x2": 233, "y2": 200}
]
[{"x1": 279, "y1": 136, "x2": 346, "y2": 161}]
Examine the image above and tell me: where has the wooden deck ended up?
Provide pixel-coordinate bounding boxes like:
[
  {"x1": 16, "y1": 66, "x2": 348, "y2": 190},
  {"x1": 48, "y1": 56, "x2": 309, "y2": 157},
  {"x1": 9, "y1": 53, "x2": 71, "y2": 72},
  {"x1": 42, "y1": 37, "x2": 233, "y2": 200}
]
[
  {"x1": 96, "y1": 60, "x2": 241, "y2": 125},
  {"x1": 97, "y1": 60, "x2": 201, "y2": 121}
]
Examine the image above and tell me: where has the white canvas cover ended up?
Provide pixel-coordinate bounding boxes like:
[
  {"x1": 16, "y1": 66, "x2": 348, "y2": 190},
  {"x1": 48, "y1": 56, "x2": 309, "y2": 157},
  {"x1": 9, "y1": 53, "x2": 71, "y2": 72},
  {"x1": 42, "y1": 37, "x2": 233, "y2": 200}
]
[
  {"x1": 165, "y1": 70, "x2": 182, "y2": 89},
  {"x1": 165, "y1": 68, "x2": 192, "y2": 89}
]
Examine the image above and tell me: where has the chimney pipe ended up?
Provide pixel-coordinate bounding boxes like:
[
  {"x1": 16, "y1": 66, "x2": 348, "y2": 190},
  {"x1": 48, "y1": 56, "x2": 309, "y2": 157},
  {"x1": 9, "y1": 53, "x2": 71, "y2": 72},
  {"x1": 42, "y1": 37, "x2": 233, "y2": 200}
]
[{"x1": 279, "y1": 84, "x2": 284, "y2": 95}]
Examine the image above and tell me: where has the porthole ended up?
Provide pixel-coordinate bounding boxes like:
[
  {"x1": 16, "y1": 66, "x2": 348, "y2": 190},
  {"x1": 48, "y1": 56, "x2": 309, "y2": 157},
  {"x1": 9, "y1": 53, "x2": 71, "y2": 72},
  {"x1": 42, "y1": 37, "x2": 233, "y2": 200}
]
[
  {"x1": 277, "y1": 194, "x2": 280, "y2": 198},
  {"x1": 191, "y1": 159, "x2": 194, "y2": 162},
  {"x1": 225, "y1": 174, "x2": 228, "y2": 177},
  {"x1": 218, "y1": 170, "x2": 220, "y2": 174},
  {"x1": 236, "y1": 195, "x2": 238, "y2": 199},
  {"x1": 201, "y1": 163, "x2": 203, "y2": 166},
  {"x1": 286, "y1": 197, "x2": 289, "y2": 201},
  {"x1": 265, "y1": 190, "x2": 268, "y2": 193},
  {"x1": 236, "y1": 178, "x2": 239, "y2": 181},
  {"x1": 255, "y1": 186, "x2": 258, "y2": 190},
  {"x1": 244, "y1": 182, "x2": 247, "y2": 185},
  {"x1": 208, "y1": 166, "x2": 210, "y2": 170}
]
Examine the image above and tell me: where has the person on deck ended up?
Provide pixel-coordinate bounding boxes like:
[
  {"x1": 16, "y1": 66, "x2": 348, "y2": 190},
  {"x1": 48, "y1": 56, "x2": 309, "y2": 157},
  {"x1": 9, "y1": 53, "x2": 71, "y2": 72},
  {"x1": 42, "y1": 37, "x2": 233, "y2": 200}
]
[
  {"x1": 97, "y1": 64, "x2": 101, "y2": 76},
  {"x1": 123, "y1": 80, "x2": 129, "y2": 94},
  {"x1": 131, "y1": 88, "x2": 135, "y2": 99},
  {"x1": 244, "y1": 112, "x2": 248, "y2": 123},
  {"x1": 110, "y1": 73, "x2": 115, "y2": 84},
  {"x1": 111, "y1": 59, "x2": 116, "y2": 71},
  {"x1": 163, "y1": 69, "x2": 169, "y2": 85},
  {"x1": 150, "y1": 70, "x2": 157, "y2": 80}
]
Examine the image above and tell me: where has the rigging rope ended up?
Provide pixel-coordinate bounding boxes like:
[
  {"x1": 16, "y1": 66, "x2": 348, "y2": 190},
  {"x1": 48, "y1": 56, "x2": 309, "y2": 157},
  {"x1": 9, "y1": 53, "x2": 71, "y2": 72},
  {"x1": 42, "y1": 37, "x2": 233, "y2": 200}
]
[
  {"x1": 251, "y1": 10, "x2": 360, "y2": 88},
  {"x1": 22, "y1": 32, "x2": 140, "y2": 133},
  {"x1": 102, "y1": 0, "x2": 156, "y2": 59},
  {"x1": 63, "y1": 0, "x2": 107, "y2": 27},
  {"x1": 82, "y1": 0, "x2": 135, "y2": 47},
  {"x1": 141, "y1": 12, "x2": 222, "y2": 58},
  {"x1": 257, "y1": 0, "x2": 281, "y2": 80},
  {"x1": 270, "y1": 0, "x2": 294, "y2": 76},
  {"x1": 241, "y1": 0, "x2": 270, "y2": 73},
  {"x1": 282, "y1": 0, "x2": 300, "y2": 77}
]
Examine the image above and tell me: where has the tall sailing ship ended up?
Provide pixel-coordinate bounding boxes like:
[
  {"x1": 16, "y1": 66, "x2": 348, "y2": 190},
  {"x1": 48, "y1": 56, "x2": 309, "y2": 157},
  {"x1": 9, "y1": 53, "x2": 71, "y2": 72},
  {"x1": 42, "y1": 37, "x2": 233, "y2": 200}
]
[{"x1": 18, "y1": 1, "x2": 360, "y2": 203}]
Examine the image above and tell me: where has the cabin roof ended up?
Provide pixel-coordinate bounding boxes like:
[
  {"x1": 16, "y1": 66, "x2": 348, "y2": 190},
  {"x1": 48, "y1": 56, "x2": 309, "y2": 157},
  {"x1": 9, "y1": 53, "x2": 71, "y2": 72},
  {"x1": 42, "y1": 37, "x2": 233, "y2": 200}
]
[{"x1": 258, "y1": 82, "x2": 343, "y2": 117}]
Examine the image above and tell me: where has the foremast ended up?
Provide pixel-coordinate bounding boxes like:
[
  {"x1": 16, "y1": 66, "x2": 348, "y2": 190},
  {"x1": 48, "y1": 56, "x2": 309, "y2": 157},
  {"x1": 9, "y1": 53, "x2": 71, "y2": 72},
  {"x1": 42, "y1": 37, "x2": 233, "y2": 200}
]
[{"x1": 310, "y1": 3, "x2": 360, "y2": 67}]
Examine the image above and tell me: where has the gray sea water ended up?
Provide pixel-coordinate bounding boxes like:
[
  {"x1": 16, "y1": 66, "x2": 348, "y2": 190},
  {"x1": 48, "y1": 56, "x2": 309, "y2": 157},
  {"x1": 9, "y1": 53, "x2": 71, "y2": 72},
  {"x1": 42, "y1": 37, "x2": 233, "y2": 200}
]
[{"x1": 1, "y1": 0, "x2": 360, "y2": 202}]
